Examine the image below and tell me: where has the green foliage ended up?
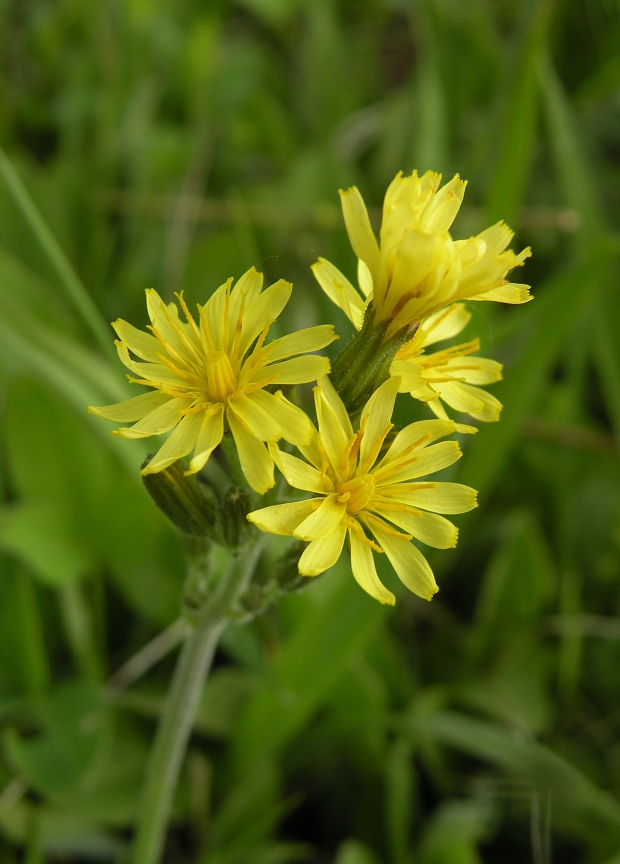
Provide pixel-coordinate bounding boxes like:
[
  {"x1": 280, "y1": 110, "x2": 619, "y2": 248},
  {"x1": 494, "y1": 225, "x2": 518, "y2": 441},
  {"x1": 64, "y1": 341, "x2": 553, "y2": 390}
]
[{"x1": 2, "y1": 0, "x2": 620, "y2": 861}]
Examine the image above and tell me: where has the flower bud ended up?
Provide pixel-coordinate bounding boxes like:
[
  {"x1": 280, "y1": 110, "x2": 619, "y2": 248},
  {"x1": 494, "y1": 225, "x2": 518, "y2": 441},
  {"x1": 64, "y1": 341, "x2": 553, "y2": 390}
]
[
  {"x1": 273, "y1": 539, "x2": 306, "y2": 593},
  {"x1": 141, "y1": 457, "x2": 217, "y2": 539}
]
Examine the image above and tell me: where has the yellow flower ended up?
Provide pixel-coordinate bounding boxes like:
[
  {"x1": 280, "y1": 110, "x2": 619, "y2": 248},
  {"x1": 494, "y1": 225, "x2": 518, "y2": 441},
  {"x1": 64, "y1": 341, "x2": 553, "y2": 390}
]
[
  {"x1": 390, "y1": 303, "x2": 503, "y2": 434},
  {"x1": 89, "y1": 268, "x2": 337, "y2": 493},
  {"x1": 248, "y1": 376, "x2": 477, "y2": 604},
  {"x1": 312, "y1": 170, "x2": 531, "y2": 338}
]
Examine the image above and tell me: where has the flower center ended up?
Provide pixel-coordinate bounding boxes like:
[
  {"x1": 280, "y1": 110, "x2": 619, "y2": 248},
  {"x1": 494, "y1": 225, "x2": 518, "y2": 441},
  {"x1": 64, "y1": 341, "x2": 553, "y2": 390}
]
[
  {"x1": 337, "y1": 475, "x2": 375, "y2": 514},
  {"x1": 206, "y1": 351, "x2": 237, "y2": 403}
]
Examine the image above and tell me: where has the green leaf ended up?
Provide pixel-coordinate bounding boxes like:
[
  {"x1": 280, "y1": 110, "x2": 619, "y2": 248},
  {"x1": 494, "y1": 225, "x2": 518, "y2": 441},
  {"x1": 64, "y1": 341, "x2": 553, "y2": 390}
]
[
  {"x1": 4, "y1": 677, "x2": 147, "y2": 826},
  {"x1": 0, "y1": 500, "x2": 93, "y2": 585}
]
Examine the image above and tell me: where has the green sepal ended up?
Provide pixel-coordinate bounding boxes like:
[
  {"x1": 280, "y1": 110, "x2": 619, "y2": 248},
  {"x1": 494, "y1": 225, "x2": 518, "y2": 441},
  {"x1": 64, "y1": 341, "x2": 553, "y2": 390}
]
[
  {"x1": 221, "y1": 486, "x2": 252, "y2": 549},
  {"x1": 141, "y1": 457, "x2": 218, "y2": 540}
]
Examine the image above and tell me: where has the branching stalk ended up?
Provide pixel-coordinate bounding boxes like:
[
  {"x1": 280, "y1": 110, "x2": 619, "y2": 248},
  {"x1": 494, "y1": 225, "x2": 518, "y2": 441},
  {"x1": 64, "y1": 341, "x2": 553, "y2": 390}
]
[{"x1": 131, "y1": 534, "x2": 264, "y2": 864}]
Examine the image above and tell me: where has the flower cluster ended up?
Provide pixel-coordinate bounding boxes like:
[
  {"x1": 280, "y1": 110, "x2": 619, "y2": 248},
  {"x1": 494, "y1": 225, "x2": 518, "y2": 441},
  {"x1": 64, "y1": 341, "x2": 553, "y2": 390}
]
[{"x1": 91, "y1": 170, "x2": 530, "y2": 606}]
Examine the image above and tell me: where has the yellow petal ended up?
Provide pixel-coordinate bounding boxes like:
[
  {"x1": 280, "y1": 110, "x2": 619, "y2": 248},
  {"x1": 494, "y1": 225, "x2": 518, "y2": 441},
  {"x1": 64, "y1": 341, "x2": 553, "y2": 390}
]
[
  {"x1": 418, "y1": 303, "x2": 470, "y2": 346},
  {"x1": 270, "y1": 444, "x2": 326, "y2": 493},
  {"x1": 389, "y1": 231, "x2": 444, "y2": 311},
  {"x1": 252, "y1": 391, "x2": 313, "y2": 446},
  {"x1": 357, "y1": 259, "x2": 373, "y2": 298},
  {"x1": 311, "y1": 258, "x2": 365, "y2": 329},
  {"x1": 262, "y1": 355, "x2": 330, "y2": 386},
  {"x1": 360, "y1": 377, "x2": 399, "y2": 467},
  {"x1": 477, "y1": 283, "x2": 532, "y2": 304},
  {"x1": 115, "y1": 342, "x2": 188, "y2": 389},
  {"x1": 374, "y1": 507, "x2": 458, "y2": 549},
  {"x1": 297, "y1": 429, "x2": 323, "y2": 469},
  {"x1": 88, "y1": 390, "x2": 171, "y2": 422},
  {"x1": 420, "y1": 175, "x2": 466, "y2": 233},
  {"x1": 436, "y1": 382, "x2": 489, "y2": 418},
  {"x1": 141, "y1": 412, "x2": 203, "y2": 474},
  {"x1": 145, "y1": 289, "x2": 192, "y2": 359},
  {"x1": 228, "y1": 392, "x2": 282, "y2": 442},
  {"x1": 457, "y1": 384, "x2": 502, "y2": 422},
  {"x1": 114, "y1": 397, "x2": 186, "y2": 439},
  {"x1": 365, "y1": 515, "x2": 438, "y2": 600},
  {"x1": 381, "y1": 419, "x2": 456, "y2": 465},
  {"x1": 476, "y1": 221, "x2": 514, "y2": 255},
  {"x1": 441, "y1": 356, "x2": 502, "y2": 385},
  {"x1": 112, "y1": 319, "x2": 161, "y2": 361},
  {"x1": 228, "y1": 411, "x2": 275, "y2": 494},
  {"x1": 314, "y1": 377, "x2": 351, "y2": 469},
  {"x1": 377, "y1": 440, "x2": 462, "y2": 485},
  {"x1": 265, "y1": 325, "x2": 338, "y2": 363},
  {"x1": 390, "y1": 359, "x2": 424, "y2": 392},
  {"x1": 248, "y1": 499, "x2": 322, "y2": 536},
  {"x1": 298, "y1": 523, "x2": 347, "y2": 576},
  {"x1": 339, "y1": 187, "x2": 381, "y2": 285},
  {"x1": 186, "y1": 406, "x2": 224, "y2": 475},
  {"x1": 349, "y1": 527, "x2": 395, "y2": 605},
  {"x1": 382, "y1": 482, "x2": 478, "y2": 514},
  {"x1": 239, "y1": 279, "x2": 292, "y2": 357},
  {"x1": 294, "y1": 493, "x2": 346, "y2": 541},
  {"x1": 229, "y1": 267, "x2": 263, "y2": 334},
  {"x1": 316, "y1": 375, "x2": 353, "y2": 438},
  {"x1": 204, "y1": 279, "x2": 233, "y2": 352}
]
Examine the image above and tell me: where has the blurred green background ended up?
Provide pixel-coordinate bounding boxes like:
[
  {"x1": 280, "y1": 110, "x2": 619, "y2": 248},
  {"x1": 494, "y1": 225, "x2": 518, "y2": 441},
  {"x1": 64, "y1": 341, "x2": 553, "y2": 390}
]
[{"x1": 1, "y1": 0, "x2": 620, "y2": 861}]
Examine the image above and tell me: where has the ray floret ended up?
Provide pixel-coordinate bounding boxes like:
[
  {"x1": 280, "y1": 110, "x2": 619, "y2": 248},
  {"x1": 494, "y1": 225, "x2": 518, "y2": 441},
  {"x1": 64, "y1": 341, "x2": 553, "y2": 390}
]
[
  {"x1": 390, "y1": 303, "x2": 503, "y2": 433},
  {"x1": 312, "y1": 170, "x2": 531, "y2": 337},
  {"x1": 248, "y1": 376, "x2": 477, "y2": 604},
  {"x1": 89, "y1": 268, "x2": 337, "y2": 493}
]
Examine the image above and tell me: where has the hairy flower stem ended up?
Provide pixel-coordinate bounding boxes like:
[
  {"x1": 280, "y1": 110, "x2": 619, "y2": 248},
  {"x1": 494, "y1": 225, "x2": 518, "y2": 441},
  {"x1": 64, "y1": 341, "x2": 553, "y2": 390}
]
[
  {"x1": 330, "y1": 304, "x2": 418, "y2": 415},
  {"x1": 131, "y1": 534, "x2": 264, "y2": 864}
]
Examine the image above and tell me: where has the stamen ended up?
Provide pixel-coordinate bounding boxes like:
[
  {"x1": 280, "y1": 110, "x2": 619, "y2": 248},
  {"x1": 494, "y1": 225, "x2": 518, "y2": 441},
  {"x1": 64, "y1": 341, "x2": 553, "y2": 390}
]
[
  {"x1": 198, "y1": 306, "x2": 217, "y2": 353},
  {"x1": 245, "y1": 325, "x2": 271, "y2": 372},
  {"x1": 175, "y1": 292, "x2": 202, "y2": 343},
  {"x1": 229, "y1": 296, "x2": 245, "y2": 364},
  {"x1": 345, "y1": 517, "x2": 383, "y2": 552},
  {"x1": 223, "y1": 287, "x2": 231, "y2": 354}
]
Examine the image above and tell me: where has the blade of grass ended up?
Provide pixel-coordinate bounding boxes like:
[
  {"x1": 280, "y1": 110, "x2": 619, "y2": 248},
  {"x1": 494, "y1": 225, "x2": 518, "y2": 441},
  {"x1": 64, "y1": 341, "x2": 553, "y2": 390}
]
[
  {"x1": 539, "y1": 52, "x2": 620, "y2": 443},
  {"x1": 0, "y1": 147, "x2": 114, "y2": 361},
  {"x1": 485, "y1": 0, "x2": 554, "y2": 227}
]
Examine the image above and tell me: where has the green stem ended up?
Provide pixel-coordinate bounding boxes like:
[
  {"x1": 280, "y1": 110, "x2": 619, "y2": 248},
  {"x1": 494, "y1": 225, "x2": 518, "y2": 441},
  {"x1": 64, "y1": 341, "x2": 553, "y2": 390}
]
[
  {"x1": 131, "y1": 536, "x2": 264, "y2": 864},
  {"x1": 0, "y1": 146, "x2": 115, "y2": 361},
  {"x1": 330, "y1": 304, "x2": 418, "y2": 415}
]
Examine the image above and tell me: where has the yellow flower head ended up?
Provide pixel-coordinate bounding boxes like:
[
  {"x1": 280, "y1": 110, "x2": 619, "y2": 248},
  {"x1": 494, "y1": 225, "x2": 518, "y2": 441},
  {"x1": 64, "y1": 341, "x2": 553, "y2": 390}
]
[
  {"x1": 88, "y1": 268, "x2": 337, "y2": 493},
  {"x1": 390, "y1": 303, "x2": 503, "y2": 434},
  {"x1": 248, "y1": 376, "x2": 477, "y2": 605},
  {"x1": 312, "y1": 170, "x2": 532, "y2": 338}
]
